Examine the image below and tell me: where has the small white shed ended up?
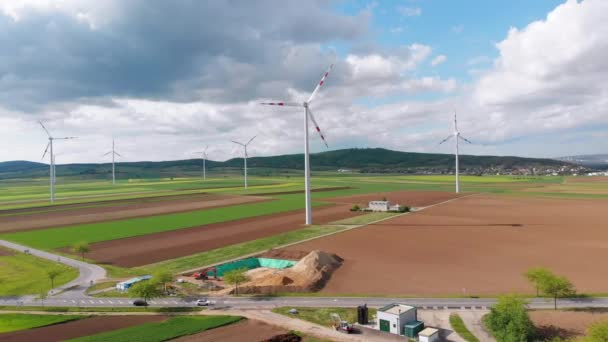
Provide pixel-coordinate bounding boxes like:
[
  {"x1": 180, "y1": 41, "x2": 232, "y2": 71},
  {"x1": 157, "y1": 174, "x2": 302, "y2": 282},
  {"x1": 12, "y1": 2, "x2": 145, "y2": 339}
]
[
  {"x1": 376, "y1": 303, "x2": 417, "y2": 335},
  {"x1": 418, "y1": 327, "x2": 439, "y2": 342}
]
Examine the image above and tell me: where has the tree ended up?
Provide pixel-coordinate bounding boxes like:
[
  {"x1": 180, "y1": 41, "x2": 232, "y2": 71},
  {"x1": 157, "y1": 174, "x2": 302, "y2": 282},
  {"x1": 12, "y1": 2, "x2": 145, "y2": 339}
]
[
  {"x1": 223, "y1": 268, "x2": 250, "y2": 296},
  {"x1": 524, "y1": 267, "x2": 552, "y2": 296},
  {"x1": 540, "y1": 274, "x2": 576, "y2": 310},
  {"x1": 47, "y1": 268, "x2": 62, "y2": 289},
  {"x1": 153, "y1": 270, "x2": 173, "y2": 294},
  {"x1": 485, "y1": 295, "x2": 535, "y2": 342},
  {"x1": 585, "y1": 320, "x2": 608, "y2": 342},
  {"x1": 128, "y1": 281, "x2": 162, "y2": 305},
  {"x1": 72, "y1": 241, "x2": 90, "y2": 261}
]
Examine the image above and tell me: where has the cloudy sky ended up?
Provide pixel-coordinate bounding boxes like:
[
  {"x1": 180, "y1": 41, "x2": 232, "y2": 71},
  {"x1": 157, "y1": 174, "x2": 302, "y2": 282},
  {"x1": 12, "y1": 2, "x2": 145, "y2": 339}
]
[{"x1": 0, "y1": 0, "x2": 606, "y2": 163}]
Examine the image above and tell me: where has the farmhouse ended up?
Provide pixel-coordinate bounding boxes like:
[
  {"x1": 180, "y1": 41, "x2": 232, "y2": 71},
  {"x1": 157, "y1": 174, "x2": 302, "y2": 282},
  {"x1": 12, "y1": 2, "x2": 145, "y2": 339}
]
[
  {"x1": 376, "y1": 303, "x2": 423, "y2": 337},
  {"x1": 368, "y1": 200, "x2": 402, "y2": 212}
]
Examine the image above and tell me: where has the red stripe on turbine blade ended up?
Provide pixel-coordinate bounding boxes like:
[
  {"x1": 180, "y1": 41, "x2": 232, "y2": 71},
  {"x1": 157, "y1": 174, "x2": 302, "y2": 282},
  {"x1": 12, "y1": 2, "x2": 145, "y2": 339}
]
[
  {"x1": 325, "y1": 72, "x2": 329, "y2": 77},
  {"x1": 278, "y1": 103, "x2": 284, "y2": 106},
  {"x1": 319, "y1": 81, "x2": 324, "y2": 86},
  {"x1": 316, "y1": 127, "x2": 321, "y2": 132}
]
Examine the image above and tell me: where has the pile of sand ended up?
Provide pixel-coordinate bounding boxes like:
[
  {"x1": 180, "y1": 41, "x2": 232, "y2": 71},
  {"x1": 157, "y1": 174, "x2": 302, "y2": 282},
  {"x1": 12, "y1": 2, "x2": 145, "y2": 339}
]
[{"x1": 220, "y1": 250, "x2": 343, "y2": 295}]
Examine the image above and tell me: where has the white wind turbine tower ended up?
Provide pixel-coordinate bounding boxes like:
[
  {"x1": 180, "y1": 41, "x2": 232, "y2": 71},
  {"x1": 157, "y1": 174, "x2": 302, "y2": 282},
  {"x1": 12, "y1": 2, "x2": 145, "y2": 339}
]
[
  {"x1": 231, "y1": 136, "x2": 256, "y2": 190},
  {"x1": 103, "y1": 139, "x2": 122, "y2": 185},
  {"x1": 439, "y1": 112, "x2": 472, "y2": 193},
  {"x1": 39, "y1": 121, "x2": 77, "y2": 203},
  {"x1": 194, "y1": 145, "x2": 209, "y2": 180},
  {"x1": 260, "y1": 64, "x2": 333, "y2": 225}
]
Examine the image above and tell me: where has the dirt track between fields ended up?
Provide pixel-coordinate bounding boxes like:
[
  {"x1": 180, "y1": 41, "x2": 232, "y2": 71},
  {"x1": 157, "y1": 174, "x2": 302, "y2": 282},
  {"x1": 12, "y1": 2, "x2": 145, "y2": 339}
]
[
  {"x1": 282, "y1": 194, "x2": 608, "y2": 295},
  {"x1": 0, "y1": 315, "x2": 166, "y2": 342},
  {"x1": 172, "y1": 318, "x2": 287, "y2": 342},
  {"x1": 0, "y1": 193, "x2": 267, "y2": 233},
  {"x1": 78, "y1": 190, "x2": 459, "y2": 267}
]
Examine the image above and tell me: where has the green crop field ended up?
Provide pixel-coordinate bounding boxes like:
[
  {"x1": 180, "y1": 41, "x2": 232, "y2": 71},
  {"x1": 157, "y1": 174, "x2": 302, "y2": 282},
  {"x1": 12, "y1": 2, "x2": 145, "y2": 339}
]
[
  {"x1": 67, "y1": 315, "x2": 243, "y2": 342},
  {"x1": 0, "y1": 248, "x2": 79, "y2": 295},
  {"x1": 0, "y1": 313, "x2": 86, "y2": 333}
]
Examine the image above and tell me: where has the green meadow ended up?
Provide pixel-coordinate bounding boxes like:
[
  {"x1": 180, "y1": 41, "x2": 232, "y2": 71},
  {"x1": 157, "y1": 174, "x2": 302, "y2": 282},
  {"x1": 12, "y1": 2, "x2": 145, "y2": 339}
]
[{"x1": 0, "y1": 313, "x2": 85, "y2": 333}]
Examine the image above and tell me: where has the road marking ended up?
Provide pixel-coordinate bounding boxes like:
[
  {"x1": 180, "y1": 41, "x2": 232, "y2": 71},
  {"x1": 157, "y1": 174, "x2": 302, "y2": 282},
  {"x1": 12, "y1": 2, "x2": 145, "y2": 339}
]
[
  {"x1": 171, "y1": 301, "x2": 178, "y2": 304},
  {"x1": 108, "y1": 300, "x2": 113, "y2": 304}
]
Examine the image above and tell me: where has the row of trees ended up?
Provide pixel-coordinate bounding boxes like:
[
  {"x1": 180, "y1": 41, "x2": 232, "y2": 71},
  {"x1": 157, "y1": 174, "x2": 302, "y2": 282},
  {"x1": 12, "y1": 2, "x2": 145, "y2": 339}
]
[
  {"x1": 128, "y1": 270, "x2": 174, "y2": 304},
  {"x1": 524, "y1": 267, "x2": 576, "y2": 310}
]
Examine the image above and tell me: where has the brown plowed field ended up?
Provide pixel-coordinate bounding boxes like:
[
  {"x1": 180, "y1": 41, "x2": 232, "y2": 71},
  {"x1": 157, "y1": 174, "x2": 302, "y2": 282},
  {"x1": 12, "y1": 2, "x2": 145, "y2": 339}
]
[
  {"x1": 0, "y1": 193, "x2": 267, "y2": 233},
  {"x1": 172, "y1": 319, "x2": 287, "y2": 342},
  {"x1": 80, "y1": 203, "x2": 359, "y2": 267},
  {"x1": 0, "y1": 315, "x2": 166, "y2": 342},
  {"x1": 282, "y1": 194, "x2": 608, "y2": 295}
]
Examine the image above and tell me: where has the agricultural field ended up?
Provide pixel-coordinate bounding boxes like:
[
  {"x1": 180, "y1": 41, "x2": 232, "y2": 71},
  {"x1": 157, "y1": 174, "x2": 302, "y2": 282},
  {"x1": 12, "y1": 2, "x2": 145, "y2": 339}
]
[
  {"x1": 1, "y1": 173, "x2": 608, "y2": 297},
  {"x1": 0, "y1": 313, "x2": 85, "y2": 333},
  {"x1": 0, "y1": 315, "x2": 167, "y2": 341},
  {"x1": 281, "y1": 192, "x2": 608, "y2": 296},
  {"x1": 530, "y1": 309, "x2": 608, "y2": 340},
  {"x1": 0, "y1": 247, "x2": 78, "y2": 296}
]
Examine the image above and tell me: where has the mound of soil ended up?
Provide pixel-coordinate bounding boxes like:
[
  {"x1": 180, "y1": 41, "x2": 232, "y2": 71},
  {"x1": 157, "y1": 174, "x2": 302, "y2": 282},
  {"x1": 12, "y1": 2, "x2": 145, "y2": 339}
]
[{"x1": 222, "y1": 250, "x2": 343, "y2": 295}]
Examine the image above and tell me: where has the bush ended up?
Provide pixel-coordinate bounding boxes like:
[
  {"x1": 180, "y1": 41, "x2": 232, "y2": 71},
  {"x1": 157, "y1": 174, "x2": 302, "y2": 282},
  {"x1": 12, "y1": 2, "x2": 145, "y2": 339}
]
[
  {"x1": 485, "y1": 295, "x2": 535, "y2": 342},
  {"x1": 350, "y1": 204, "x2": 361, "y2": 212}
]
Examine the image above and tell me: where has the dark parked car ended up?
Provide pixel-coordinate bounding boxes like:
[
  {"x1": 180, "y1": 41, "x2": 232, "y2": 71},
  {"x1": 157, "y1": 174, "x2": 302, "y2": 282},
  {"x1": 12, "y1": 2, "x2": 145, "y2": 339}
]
[{"x1": 132, "y1": 299, "x2": 148, "y2": 306}]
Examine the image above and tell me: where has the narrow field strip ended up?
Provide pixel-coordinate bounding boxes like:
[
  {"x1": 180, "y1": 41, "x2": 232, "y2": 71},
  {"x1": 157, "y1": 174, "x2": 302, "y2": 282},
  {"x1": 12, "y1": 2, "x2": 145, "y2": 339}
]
[
  {"x1": 0, "y1": 194, "x2": 326, "y2": 249},
  {"x1": 66, "y1": 315, "x2": 242, "y2": 342},
  {"x1": 0, "y1": 313, "x2": 86, "y2": 333}
]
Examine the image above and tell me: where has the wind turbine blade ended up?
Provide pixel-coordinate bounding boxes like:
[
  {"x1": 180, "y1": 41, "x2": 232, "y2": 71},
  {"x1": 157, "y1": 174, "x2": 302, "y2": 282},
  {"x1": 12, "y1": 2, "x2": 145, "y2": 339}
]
[
  {"x1": 38, "y1": 121, "x2": 51, "y2": 137},
  {"x1": 231, "y1": 140, "x2": 245, "y2": 146},
  {"x1": 459, "y1": 136, "x2": 473, "y2": 144},
  {"x1": 56, "y1": 136, "x2": 77, "y2": 140},
  {"x1": 453, "y1": 111, "x2": 458, "y2": 132},
  {"x1": 246, "y1": 135, "x2": 257, "y2": 146},
  {"x1": 42, "y1": 142, "x2": 50, "y2": 160},
  {"x1": 114, "y1": 152, "x2": 122, "y2": 157},
  {"x1": 307, "y1": 108, "x2": 328, "y2": 148},
  {"x1": 103, "y1": 151, "x2": 112, "y2": 156},
  {"x1": 439, "y1": 135, "x2": 453, "y2": 145},
  {"x1": 260, "y1": 101, "x2": 301, "y2": 107},
  {"x1": 308, "y1": 64, "x2": 334, "y2": 103},
  {"x1": 204, "y1": 145, "x2": 209, "y2": 152}
]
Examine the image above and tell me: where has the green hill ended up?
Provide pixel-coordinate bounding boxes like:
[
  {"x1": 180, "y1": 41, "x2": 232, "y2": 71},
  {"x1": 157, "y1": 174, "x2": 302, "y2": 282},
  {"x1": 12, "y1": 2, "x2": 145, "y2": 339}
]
[{"x1": 0, "y1": 148, "x2": 572, "y2": 180}]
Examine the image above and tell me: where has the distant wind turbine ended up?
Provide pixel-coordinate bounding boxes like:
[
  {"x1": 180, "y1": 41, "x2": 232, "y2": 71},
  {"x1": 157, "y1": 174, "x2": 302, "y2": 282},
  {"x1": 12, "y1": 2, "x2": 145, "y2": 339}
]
[
  {"x1": 439, "y1": 112, "x2": 472, "y2": 193},
  {"x1": 39, "y1": 121, "x2": 76, "y2": 202},
  {"x1": 260, "y1": 64, "x2": 333, "y2": 225},
  {"x1": 231, "y1": 136, "x2": 256, "y2": 190},
  {"x1": 194, "y1": 145, "x2": 209, "y2": 180},
  {"x1": 103, "y1": 139, "x2": 122, "y2": 185}
]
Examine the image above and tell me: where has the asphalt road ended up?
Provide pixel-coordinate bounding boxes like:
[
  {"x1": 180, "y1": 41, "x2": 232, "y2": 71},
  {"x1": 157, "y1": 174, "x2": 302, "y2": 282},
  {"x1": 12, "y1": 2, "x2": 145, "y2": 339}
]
[{"x1": 2, "y1": 295, "x2": 608, "y2": 310}]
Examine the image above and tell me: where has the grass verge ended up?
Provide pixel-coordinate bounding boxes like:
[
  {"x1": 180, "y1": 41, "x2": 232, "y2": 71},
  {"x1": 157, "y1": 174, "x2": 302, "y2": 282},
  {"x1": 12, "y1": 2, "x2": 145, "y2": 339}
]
[
  {"x1": 272, "y1": 307, "x2": 376, "y2": 328},
  {"x1": 139, "y1": 225, "x2": 346, "y2": 274},
  {"x1": 67, "y1": 315, "x2": 243, "y2": 342},
  {"x1": 0, "y1": 313, "x2": 86, "y2": 333},
  {"x1": 450, "y1": 313, "x2": 480, "y2": 342},
  {"x1": 0, "y1": 250, "x2": 78, "y2": 295}
]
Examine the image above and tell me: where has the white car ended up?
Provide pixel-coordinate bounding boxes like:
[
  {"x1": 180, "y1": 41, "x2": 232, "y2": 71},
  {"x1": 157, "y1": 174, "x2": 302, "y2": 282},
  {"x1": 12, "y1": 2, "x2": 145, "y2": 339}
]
[{"x1": 195, "y1": 298, "x2": 212, "y2": 306}]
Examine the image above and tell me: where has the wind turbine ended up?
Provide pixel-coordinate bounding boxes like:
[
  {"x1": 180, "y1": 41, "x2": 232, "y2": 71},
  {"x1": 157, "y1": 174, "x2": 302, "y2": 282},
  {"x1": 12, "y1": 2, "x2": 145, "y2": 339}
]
[
  {"x1": 260, "y1": 64, "x2": 333, "y2": 225},
  {"x1": 39, "y1": 121, "x2": 76, "y2": 202},
  {"x1": 439, "y1": 112, "x2": 472, "y2": 193},
  {"x1": 103, "y1": 139, "x2": 121, "y2": 185},
  {"x1": 194, "y1": 145, "x2": 209, "y2": 180},
  {"x1": 231, "y1": 136, "x2": 256, "y2": 190}
]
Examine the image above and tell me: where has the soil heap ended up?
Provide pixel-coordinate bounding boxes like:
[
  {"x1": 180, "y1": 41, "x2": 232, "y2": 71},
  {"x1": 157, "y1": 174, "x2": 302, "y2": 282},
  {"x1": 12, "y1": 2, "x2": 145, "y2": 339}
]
[{"x1": 222, "y1": 250, "x2": 343, "y2": 295}]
